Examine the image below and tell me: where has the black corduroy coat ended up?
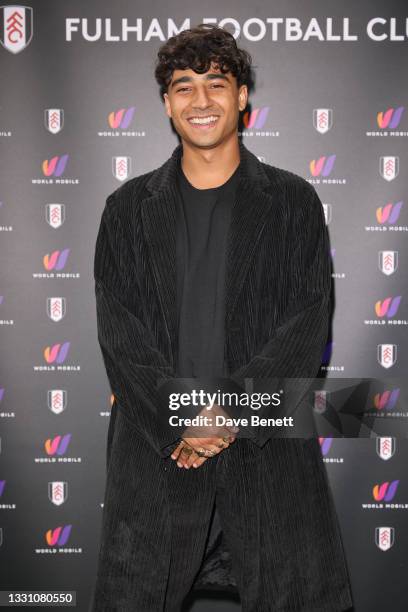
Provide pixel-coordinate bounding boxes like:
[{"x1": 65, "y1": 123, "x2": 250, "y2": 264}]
[{"x1": 90, "y1": 141, "x2": 354, "y2": 611}]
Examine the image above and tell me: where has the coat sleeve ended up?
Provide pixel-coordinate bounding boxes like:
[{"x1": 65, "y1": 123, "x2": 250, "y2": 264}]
[
  {"x1": 94, "y1": 191, "x2": 191, "y2": 459},
  {"x1": 229, "y1": 183, "x2": 331, "y2": 448}
]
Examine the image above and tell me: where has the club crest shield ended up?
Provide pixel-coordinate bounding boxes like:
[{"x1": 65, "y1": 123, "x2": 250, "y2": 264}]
[
  {"x1": 377, "y1": 344, "x2": 397, "y2": 369},
  {"x1": 112, "y1": 156, "x2": 131, "y2": 181},
  {"x1": 48, "y1": 481, "x2": 68, "y2": 506},
  {"x1": 375, "y1": 526, "x2": 394, "y2": 551},
  {"x1": 376, "y1": 437, "x2": 396, "y2": 461},
  {"x1": 45, "y1": 203, "x2": 65, "y2": 229},
  {"x1": 314, "y1": 390, "x2": 327, "y2": 414},
  {"x1": 380, "y1": 156, "x2": 399, "y2": 181},
  {"x1": 47, "y1": 389, "x2": 67, "y2": 415},
  {"x1": 378, "y1": 251, "x2": 398, "y2": 276},
  {"x1": 47, "y1": 297, "x2": 66, "y2": 322},
  {"x1": 313, "y1": 108, "x2": 333, "y2": 134},
  {"x1": 45, "y1": 109, "x2": 64, "y2": 134},
  {"x1": 0, "y1": 5, "x2": 33, "y2": 54}
]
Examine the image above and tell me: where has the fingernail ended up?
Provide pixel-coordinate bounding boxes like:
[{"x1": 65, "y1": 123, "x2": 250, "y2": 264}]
[
  {"x1": 177, "y1": 462, "x2": 182, "y2": 467},
  {"x1": 192, "y1": 463, "x2": 198, "y2": 468},
  {"x1": 171, "y1": 455, "x2": 176, "y2": 459}
]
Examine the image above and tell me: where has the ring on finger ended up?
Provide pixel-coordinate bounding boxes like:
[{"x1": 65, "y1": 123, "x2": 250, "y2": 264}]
[{"x1": 181, "y1": 446, "x2": 193, "y2": 456}]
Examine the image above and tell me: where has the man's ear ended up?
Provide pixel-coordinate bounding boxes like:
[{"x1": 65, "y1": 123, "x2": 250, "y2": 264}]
[
  {"x1": 238, "y1": 85, "x2": 248, "y2": 112},
  {"x1": 163, "y1": 93, "x2": 172, "y2": 118}
]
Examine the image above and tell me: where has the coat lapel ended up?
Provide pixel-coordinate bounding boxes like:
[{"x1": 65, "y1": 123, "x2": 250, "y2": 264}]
[{"x1": 140, "y1": 140, "x2": 281, "y2": 365}]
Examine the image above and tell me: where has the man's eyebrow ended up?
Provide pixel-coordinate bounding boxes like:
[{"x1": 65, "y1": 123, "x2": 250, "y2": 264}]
[{"x1": 170, "y1": 73, "x2": 230, "y2": 89}]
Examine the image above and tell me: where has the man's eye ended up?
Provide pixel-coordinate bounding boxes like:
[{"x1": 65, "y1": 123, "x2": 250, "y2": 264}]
[{"x1": 176, "y1": 84, "x2": 224, "y2": 92}]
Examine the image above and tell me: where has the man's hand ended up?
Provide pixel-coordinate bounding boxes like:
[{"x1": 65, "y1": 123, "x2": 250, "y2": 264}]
[{"x1": 170, "y1": 403, "x2": 239, "y2": 469}]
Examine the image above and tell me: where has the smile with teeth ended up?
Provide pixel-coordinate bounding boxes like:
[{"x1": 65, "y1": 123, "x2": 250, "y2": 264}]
[{"x1": 187, "y1": 115, "x2": 219, "y2": 128}]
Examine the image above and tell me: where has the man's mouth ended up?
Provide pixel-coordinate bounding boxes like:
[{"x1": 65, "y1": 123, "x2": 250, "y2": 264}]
[{"x1": 186, "y1": 115, "x2": 220, "y2": 129}]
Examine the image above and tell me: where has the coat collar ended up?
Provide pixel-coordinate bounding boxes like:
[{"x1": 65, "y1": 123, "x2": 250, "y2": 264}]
[
  {"x1": 144, "y1": 139, "x2": 271, "y2": 195},
  {"x1": 140, "y1": 140, "x2": 282, "y2": 368}
]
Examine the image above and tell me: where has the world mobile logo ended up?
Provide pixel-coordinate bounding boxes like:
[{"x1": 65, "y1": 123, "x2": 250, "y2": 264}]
[
  {"x1": 365, "y1": 296, "x2": 407, "y2": 326},
  {"x1": 318, "y1": 437, "x2": 344, "y2": 463},
  {"x1": 364, "y1": 389, "x2": 408, "y2": 419},
  {"x1": 240, "y1": 107, "x2": 279, "y2": 137},
  {"x1": 374, "y1": 389, "x2": 400, "y2": 411},
  {"x1": 377, "y1": 106, "x2": 404, "y2": 129},
  {"x1": 375, "y1": 296, "x2": 402, "y2": 318},
  {"x1": 362, "y1": 479, "x2": 408, "y2": 510},
  {"x1": 308, "y1": 154, "x2": 346, "y2": 185},
  {"x1": 34, "y1": 434, "x2": 81, "y2": 464},
  {"x1": 377, "y1": 201, "x2": 403, "y2": 224},
  {"x1": 33, "y1": 342, "x2": 80, "y2": 372},
  {"x1": 98, "y1": 106, "x2": 146, "y2": 138},
  {"x1": 32, "y1": 248, "x2": 80, "y2": 279},
  {"x1": 32, "y1": 155, "x2": 79, "y2": 185},
  {"x1": 367, "y1": 106, "x2": 407, "y2": 136},
  {"x1": 0, "y1": 479, "x2": 16, "y2": 510},
  {"x1": 108, "y1": 106, "x2": 135, "y2": 129},
  {"x1": 45, "y1": 434, "x2": 71, "y2": 456},
  {"x1": 35, "y1": 524, "x2": 82, "y2": 554},
  {"x1": 365, "y1": 201, "x2": 407, "y2": 232}
]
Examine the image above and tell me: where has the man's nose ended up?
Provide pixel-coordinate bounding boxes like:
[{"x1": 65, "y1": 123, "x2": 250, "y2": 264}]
[{"x1": 191, "y1": 85, "x2": 212, "y2": 109}]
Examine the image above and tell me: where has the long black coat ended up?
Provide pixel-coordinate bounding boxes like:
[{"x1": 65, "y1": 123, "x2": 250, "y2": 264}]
[{"x1": 90, "y1": 141, "x2": 354, "y2": 611}]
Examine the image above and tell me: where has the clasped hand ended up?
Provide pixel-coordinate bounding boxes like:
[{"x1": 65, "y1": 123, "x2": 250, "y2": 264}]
[{"x1": 170, "y1": 403, "x2": 239, "y2": 469}]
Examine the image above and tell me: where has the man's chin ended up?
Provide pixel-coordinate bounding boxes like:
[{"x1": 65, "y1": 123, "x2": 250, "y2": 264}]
[{"x1": 182, "y1": 136, "x2": 223, "y2": 150}]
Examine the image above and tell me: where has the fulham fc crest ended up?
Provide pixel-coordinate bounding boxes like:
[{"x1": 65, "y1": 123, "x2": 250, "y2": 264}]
[
  {"x1": 112, "y1": 156, "x2": 131, "y2": 181},
  {"x1": 313, "y1": 109, "x2": 333, "y2": 134},
  {"x1": 376, "y1": 437, "x2": 396, "y2": 461},
  {"x1": 375, "y1": 526, "x2": 394, "y2": 551},
  {"x1": 377, "y1": 344, "x2": 397, "y2": 369},
  {"x1": 380, "y1": 156, "x2": 399, "y2": 182},
  {"x1": 45, "y1": 109, "x2": 64, "y2": 134},
  {"x1": 45, "y1": 203, "x2": 65, "y2": 229},
  {"x1": 48, "y1": 481, "x2": 68, "y2": 506},
  {"x1": 378, "y1": 250, "x2": 398, "y2": 276},
  {"x1": 47, "y1": 389, "x2": 67, "y2": 415},
  {"x1": 47, "y1": 297, "x2": 66, "y2": 322},
  {"x1": 0, "y1": 5, "x2": 33, "y2": 54},
  {"x1": 313, "y1": 390, "x2": 327, "y2": 415}
]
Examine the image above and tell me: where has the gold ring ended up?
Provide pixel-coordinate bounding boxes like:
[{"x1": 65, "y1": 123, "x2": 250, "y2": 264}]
[{"x1": 181, "y1": 446, "x2": 193, "y2": 455}]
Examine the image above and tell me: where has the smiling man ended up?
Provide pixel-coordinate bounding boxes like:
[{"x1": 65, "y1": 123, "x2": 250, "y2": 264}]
[{"x1": 91, "y1": 23, "x2": 354, "y2": 612}]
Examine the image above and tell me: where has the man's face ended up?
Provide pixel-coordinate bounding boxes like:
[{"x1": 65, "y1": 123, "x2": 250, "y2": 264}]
[{"x1": 163, "y1": 62, "x2": 248, "y2": 149}]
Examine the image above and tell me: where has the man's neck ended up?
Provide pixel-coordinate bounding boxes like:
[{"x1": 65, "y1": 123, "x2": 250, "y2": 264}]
[{"x1": 180, "y1": 136, "x2": 240, "y2": 189}]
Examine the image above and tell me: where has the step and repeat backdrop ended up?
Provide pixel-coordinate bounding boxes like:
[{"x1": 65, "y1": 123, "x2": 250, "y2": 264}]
[{"x1": 0, "y1": 1, "x2": 407, "y2": 611}]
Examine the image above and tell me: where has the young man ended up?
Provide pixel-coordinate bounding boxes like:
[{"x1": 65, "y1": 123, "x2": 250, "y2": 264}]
[{"x1": 91, "y1": 24, "x2": 354, "y2": 612}]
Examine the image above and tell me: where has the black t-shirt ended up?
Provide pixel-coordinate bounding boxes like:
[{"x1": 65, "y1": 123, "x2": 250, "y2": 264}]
[{"x1": 175, "y1": 156, "x2": 240, "y2": 378}]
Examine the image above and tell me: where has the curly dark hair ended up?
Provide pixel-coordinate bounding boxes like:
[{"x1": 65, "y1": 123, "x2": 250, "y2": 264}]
[{"x1": 154, "y1": 23, "x2": 253, "y2": 98}]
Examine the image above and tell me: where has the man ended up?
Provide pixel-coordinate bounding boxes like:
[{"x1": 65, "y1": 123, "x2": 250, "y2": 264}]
[{"x1": 90, "y1": 24, "x2": 354, "y2": 612}]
